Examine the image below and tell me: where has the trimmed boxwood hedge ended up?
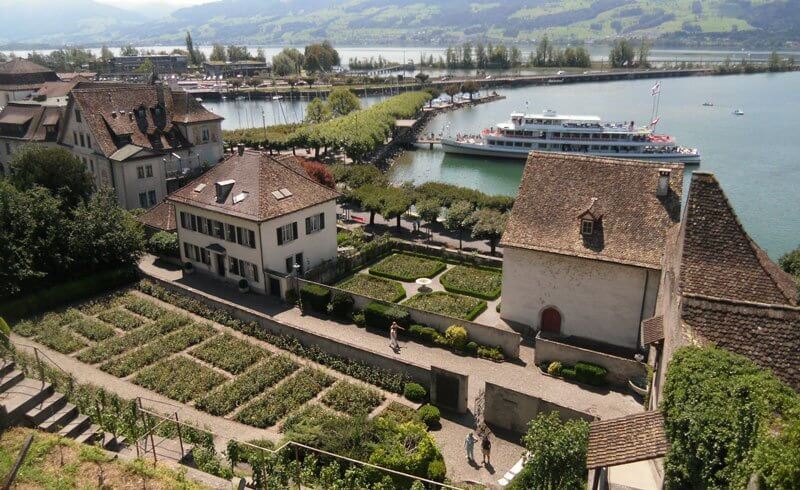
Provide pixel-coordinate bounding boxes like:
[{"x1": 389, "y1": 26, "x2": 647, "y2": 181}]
[
  {"x1": 363, "y1": 301, "x2": 411, "y2": 329},
  {"x1": 439, "y1": 265, "x2": 502, "y2": 300},
  {"x1": 402, "y1": 292, "x2": 487, "y2": 321},
  {"x1": 369, "y1": 253, "x2": 446, "y2": 282},
  {"x1": 336, "y1": 274, "x2": 406, "y2": 303},
  {"x1": 300, "y1": 284, "x2": 330, "y2": 313}
]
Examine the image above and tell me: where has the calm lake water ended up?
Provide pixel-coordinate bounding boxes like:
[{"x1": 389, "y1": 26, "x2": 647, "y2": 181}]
[{"x1": 207, "y1": 71, "x2": 799, "y2": 259}]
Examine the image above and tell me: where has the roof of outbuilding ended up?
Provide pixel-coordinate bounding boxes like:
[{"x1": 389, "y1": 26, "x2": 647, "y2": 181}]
[
  {"x1": 0, "y1": 103, "x2": 61, "y2": 141},
  {"x1": 0, "y1": 59, "x2": 60, "y2": 86},
  {"x1": 500, "y1": 152, "x2": 684, "y2": 269},
  {"x1": 136, "y1": 201, "x2": 177, "y2": 232},
  {"x1": 587, "y1": 411, "x2": 668, "y2": 469},
  {"x1": 679, "y1": 172, "x2": 798, "y2": 306},
  {"x1": 682, "y1": 297, "x2": 800, "y2": 391},
  {"x1": 167, "y1": 150, "x2": 340, "y2": 222},
  {"x1": 641, "y1": 316, "x2": 664, "y2": 345}
]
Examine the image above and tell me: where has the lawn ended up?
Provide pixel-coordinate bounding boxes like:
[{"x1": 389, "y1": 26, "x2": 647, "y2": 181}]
[
  {"x1": 190, "y1": 333, "x2": 267, "y2": 374},
  {"x1": 320, "y1": 380, "x2": 384, "y2": 417},
  {"x1": 440, "y1": 265, "x2": 502, "y2": 300},
  {"x1": 402, "y1": 291, "x2": 487, "y2": 320},
  {"x1": 337, "y1": 274, "x2": 406, "y2": 302},
  {"x1": 134, "y1": 356, "x2": 228, "y2": 403},
  {"x1": 236, "y1": 367, "x2": 335, "y2": 428},
  {"x1": 369, "y1": 253, "x2": 446, "y2": 282}
]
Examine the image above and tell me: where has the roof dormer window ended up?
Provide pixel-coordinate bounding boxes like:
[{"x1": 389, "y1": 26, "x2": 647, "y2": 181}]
[{"x1": 581, "y1": 218, "x2": 594, "y2": 236}]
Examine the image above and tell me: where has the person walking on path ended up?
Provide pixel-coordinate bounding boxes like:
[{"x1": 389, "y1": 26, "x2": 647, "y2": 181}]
[
  {"x1": 464, "y1": 432, "x2": 476, "y2": 462},
  {"x1": 481, "y1": 434, "x2": 492, "y2": 465},
  {"x1": 389, "y1": 321, "x2": 404, "y2": 350}
]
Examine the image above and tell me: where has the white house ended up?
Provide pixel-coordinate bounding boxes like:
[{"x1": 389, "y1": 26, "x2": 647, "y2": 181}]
[
  {"x1": 0, "y1": 102, "x2": 62, "y2": 175},
  {"x1": 499, "y1": 152, "x2": 684, "y2": 349},
  {"x1": 58, "y1": 83, "x2": 224, "y2": 209},
  {"x1": 168, "y1": 149, "x2": 340, "y2": 298}
]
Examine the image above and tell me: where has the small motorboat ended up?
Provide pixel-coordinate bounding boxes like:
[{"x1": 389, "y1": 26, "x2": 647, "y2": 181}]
[
  {"x1": 272, "y1": 95, "x2": 284, "y2": 100},
  {"x1": 195, "y1": 97, "x2": 203, "y2": 102},
  {"x1": 702, "y1": 102, "x2": 714, "y2": 107},
  {"x1": 733, "y1": 109, "x2": 744, "y2": 116}
]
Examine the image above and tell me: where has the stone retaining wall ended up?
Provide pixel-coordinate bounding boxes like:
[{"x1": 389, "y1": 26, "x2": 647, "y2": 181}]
[{"x1": 484, "y1": 382, "x2": 595, "y2": 434}]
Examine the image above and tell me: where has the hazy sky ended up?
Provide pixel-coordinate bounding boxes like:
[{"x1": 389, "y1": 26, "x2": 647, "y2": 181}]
[{"x1": 96, "y1": 0, "x2": 213, "y2": 9}]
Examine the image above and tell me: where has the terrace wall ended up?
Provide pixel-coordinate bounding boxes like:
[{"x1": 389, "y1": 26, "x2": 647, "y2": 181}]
[{"x1": 484, "y1": 382, "x2": 595, "y2": 435}]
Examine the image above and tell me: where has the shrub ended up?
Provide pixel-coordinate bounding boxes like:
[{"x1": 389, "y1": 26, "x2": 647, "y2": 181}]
[
  {"x1": 404, "y1": 383, "x2": 427, "y2": 403},
  {"x1": 515, "y1": 412, "x2": 590, "y2": 490},
  {"x1": 300, "y1": 283, "x2": 330, "y2": 313},
  {"x1": 327, "y1": 290, "x2": 355, "y2": 319},
  {"x1": 427, "y1": 458, "x2": 446, "y2": 482},
  {"x1": 445, "y1": 325, "x2": 468, "y2": 351},
  {"x1": 417, "y1": 404, "x2": 441, "y2": 428},
  {"x1": 352, "y1": 311, "x2": 366, "y2": 327},
  {"x1": 574, "y1": 362, "x2": 607, "y2": 386},
  {"x1": 466, "y1": 341, "x2": 478, "y2": 355},
  {"x1": 477, "y1": 345, "x2": 505, "y2": 362},
  {"x1": 320, "y1": 380, "x2": 384, "y2": 417},
  {"x1": 238, "y1": 278, "x2": 248, "y2": 290},
  {"x1": 336, "y1": 274, "x2": 406, "y2": 303},
  {"x1": 146, "y1": 231, "x2": 179, "y2": 257},
  {"x1": 379, "y1": 402, "x2": 418, "y2": 425},
  {"x1": 363, "y1": 302, "x2": 410, "y2": 329},
  {"x1": 547, "y1": 361, "x2": 563, "y2": 375},
  {"x1": 0, "y1": 317, "x2": 9, "y2": 348}
]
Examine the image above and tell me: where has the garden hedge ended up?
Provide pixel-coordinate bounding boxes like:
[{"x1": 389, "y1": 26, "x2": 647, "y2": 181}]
[
  {"x1": 364, "y1": 301, "x2": 411, "y2": 329},
  {"x1": 439, "y1": 265, "x2": 502, "y2": 300},
  {"x1": 369, "y1": 253, "x2": 446, "y2": 282},
  {"x1": 300, "y1": 283, "x2": 331, "y2": 313},
  {"x1": 327, "y1": 290, "x2": 354, "y2": 319},
  {"x1": 0, "y1": 267, "x2": 137, "y2": 322},
  {"x1": 574, "y1": 362, "x2": 608, "y2": 386}
]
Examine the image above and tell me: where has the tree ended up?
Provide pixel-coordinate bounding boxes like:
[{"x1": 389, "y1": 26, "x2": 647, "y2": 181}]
[
  {"x1": 100, "y1": 45, "x2": 113, "y2": 62},
  {"x1": 475, "y1": 43, "x2": 487, "y2": 69},
  {"x1": 609, "y1": 39, "x2": 635, "y2": 68},
  {"x1": 255, "y1": 48, "x2": 266, "y2": 62},
  {"x1": 460, "y1": 81, "x2": 479, "y2": 101},
  {"x1": 381, "y1": 187, "x2": 415, "y2": 231},
  {"x1": 516, "y1": 412, "x2": 589, "y2": 490},
  {"x1": 300, "y1": 160, "x2": 335, "y2": 189},
  {"x1": 469, "y1": 209, "x2": 507, "y2": 255},
  {"x1": 304, "y1": 41, "x2": 340, "y2": 73},
  {"x1": 209, "y1": 43, "x2": 227, "y2": 62},
  {"x1": 327, "y1": 87, "x2": 360, "y2": 117},
  {"x1": 185, "y1": 31, "x2": 197, "y2": 65},
  {"x1": 414, "y1": 72, "x2": 430, "y2": 85},
  {"x1": 10, "y1": 146, "x2": 93, "y2": 208},
  {"x1": 226, "y1": 45, "x2": 250, "y2": 63},
  {"x1": 353, "y1": 184, "x2": 385, "y2": 225},
  {"x1": 305, "y1": 97, "x2": 331, "y2": 124},
  {"x1": 272, "y1": 48, "x2": 304, "y2": 76},
  {"x1": 444, "y1": 200, "x2": 473, "y2": 249},
  {"x1": 444, "y1": 84, "x2": 460, "y2": 103},
  {"x1": 779, "y1": 245, "x2": 800, "y2": 277},
  {"x1": 415, "y1": 198, "x2": 441, "y2": 242},
  {"x1": 120, "y1": 44, "x2": 138, "y2": 56},
  {"x1": 637, "y1": 39, "x2": 651, "y2": 68},
  {"x1": 135, "y1": 58, "x2": 155, "y2": 74}
]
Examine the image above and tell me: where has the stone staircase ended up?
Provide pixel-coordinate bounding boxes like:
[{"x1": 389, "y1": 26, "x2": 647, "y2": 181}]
[{"x1": 0, "y1": 360, "x2": 123, "y2": 450}]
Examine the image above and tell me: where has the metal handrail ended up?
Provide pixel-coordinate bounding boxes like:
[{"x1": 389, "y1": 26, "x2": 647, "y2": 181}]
[
  {"x1": 138, "y1": 407, "x2": 464, "y2": 490},
  {"x1": 1, "y1": 331, "x2": 71, "y2": 377}
]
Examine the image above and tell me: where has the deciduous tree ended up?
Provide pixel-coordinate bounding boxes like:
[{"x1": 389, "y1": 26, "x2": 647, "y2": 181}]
[
  {"x1": 444, "y1": 200, "x2": 474, "y2": 249},
  {"x1": 469, "y1": 208, "x2": 507, "y2": 255},
  {"x1": 327, "y1": 87, "x2": 360, "y2": 117},
  {"x1": 10, "y1": 145, "x2": 93, "y2": 208},
  {"x1": 516, "y1": 412, "x2": 589, "y2": 490}
]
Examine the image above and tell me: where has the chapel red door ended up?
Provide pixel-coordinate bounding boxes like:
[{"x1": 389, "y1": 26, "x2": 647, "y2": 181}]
[{"x1": 541, "y1": 308, "x2": 561, "y2": 334}]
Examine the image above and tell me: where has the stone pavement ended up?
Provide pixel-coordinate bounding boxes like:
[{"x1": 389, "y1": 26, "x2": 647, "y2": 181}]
[{"x1": 140, "y1": 255, "x2": 643, "y2": 487}]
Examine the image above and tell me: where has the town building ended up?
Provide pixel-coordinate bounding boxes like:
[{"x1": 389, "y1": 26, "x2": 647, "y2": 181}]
[
  {"x1": 203, "y1": 61, "x2": 270, "y2": 78},
  {"x1": 499, "y1": 152, "x2": 683, "y2": 350},
  {"x1": 111, "y1": 55, "x2": 188, "y2": 75},
  {"x1": 0, "y1": 102, "x2": 63, "y2": 175},
  {"x1": 30, "y1": 76, "x2": 91, "y2": 106},
  {"x1": 58, "y1": 83, "x2": 224, "y2": 209},
  {"x1": 646, "y1": 171, "x2": 799, "y2": 403},
  {"x1": 167, "y1": 148, "x2": 339, "y2": 298},
  {"x1": 0, "y1": 59, "x2": 60, "y2": 107}
]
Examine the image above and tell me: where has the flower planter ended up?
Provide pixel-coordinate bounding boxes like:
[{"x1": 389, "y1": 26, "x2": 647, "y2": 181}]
[
  {"x1": 238, "y1": 279, "x2": 250, "y2": 293},
  {"x1": 628, "y1": 378, "x2": 649, "y2": 396},
  {"x1": 183, "y1": 262, "x2": 194, "y2": 275}
]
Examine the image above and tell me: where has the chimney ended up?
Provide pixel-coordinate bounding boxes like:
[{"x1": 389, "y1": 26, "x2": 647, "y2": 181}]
[
  {"x1": 657, "y1": 168, "x2": 671, "y2": 197},
  {"x1": 237, "y1": 143, "x2": 245, "y2": 156}
]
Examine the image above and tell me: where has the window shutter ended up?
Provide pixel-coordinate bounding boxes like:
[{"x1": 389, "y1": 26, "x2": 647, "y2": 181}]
[
  {"x1": 292, "y1": 222, "x2": 298, "y2": 240},
  {"x1": 277, "y1": 227, "x2": 283, "y2": 245},
  {"x1": 248, "y1": 229, "x2": 256, "y2": 248},
  {"x1": 305, "y1": 217, "x2": 311, "y2": 234},
  {"x1": 319, "y1": 212, "x2": 325, "y2": 230}
]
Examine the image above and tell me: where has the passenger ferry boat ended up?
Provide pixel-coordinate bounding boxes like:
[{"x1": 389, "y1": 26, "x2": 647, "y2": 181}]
[{"x1": 441, "y1": 110, "x2": 701, "y2": 164}]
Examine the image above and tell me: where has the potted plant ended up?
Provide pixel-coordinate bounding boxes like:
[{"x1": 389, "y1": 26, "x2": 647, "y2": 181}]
[
  {"x1": 238, "y1": 278, "x2": 249, "y2": 293},
  {"x1": 183, "y1": 261, "x2": 194, "y2": 275}
]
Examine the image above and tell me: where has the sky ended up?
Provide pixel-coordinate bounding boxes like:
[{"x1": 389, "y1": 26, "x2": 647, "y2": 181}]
[{"x1": 95, "y1": 0, "x2": 213, "y2": 10}]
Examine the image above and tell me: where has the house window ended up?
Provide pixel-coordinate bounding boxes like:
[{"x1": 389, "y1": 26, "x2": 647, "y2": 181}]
[
  {"x1": 73, "y1": 131, "x2": 78, "y2": 145},
  {"x1": 147, "y1": 190, "x2": 157, "y2": 206},
  {"x1": 198, "y1": 216, "x2": 207, "y2": 234},
  {"x1": 581, "y1": 219, "x2": 594, "y2": 235},
  {"x1": 229, "y1": 256, "x2": 240, "y2": 275},
  {"x1": 137, "y1": 166, "x2": 145, "y2": 179},
  {"x1": 75, "y1": 109, "x2": 82, "y2": 123},
  {"x1": 213, "y1": 221, "x2": 224, "y2": 239},
  {"x1": 305, "y1": 213, "x2": 325, "y2": 234},
  {"x1": 145, "y1": 165, "x2": 153, "y2": 177},
  {"x1": 138, "y1": 192, "x2": 148, "y2": 208},
  {"x1": 190, "y1": 214, "x2": 198, "y2": 231},
  {"x1": 86, "y1": 135, "x2": 92, "y2": 149},
  {"x1": 183, "y1": 242, "x2": 192, "y2": 259},
  {"x1": 180, "y1": 211, "x2": 188, "y2": 229},
  {"x1": 236, "y1": 227, "x2": 256, "y2": 248},
  {"x1": 225, "y1": 223, "x2": 236, "y2": 242},
  {"x1": 5, "y1": 142, "x2": 10, "y2": 155},
  {"x1": 200, "y1": 247, "x2": 210, "y2": 265},
  {"x1": 90, "y1": 160, "x2": 94, "y2": 172},
  {"x1": 79, "y1": 134, "x2": 85, "y2": 147},
  {"x1": 202, "y1": 128, "x2": 210, "y2": 143},
  {"x1": 277, "y1": 222, "x2": 298, "y2": 245}
]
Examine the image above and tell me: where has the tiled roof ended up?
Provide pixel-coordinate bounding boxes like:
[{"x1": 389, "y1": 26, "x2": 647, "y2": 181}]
[
  {"x1": 168, "y1": 150, "x2": 340, "y2": 222},
  {"x1": 0, "y1": 103, "x2": 61, "y2": 142},
  {"x1": 66, "y1": 84, "x2": 221, "y2": 158},
  {"x1": 500, "y1": 152, "x2": 684, "y2": 269},
  {"x1": 34, "y1": 77, "x2": 90, "y2": 99},
  {"x1": 137, "y1": 201, "x2": 177, "y2": 232},
  {"x1": 680, "y1": 172, "x2": 798, "y2": 305},
  {"x1": 0, "y1": 59, "x2": 60, "y2": 86},
  {"x1": 641, "y1": 316, "x2": 664, "y2": 345},
  {"x1": 682, "y1": 297, "x2": 800, "y2": 391},
  {"x1": 587, "y1": 411, "x2": 668, "y2": 469}
]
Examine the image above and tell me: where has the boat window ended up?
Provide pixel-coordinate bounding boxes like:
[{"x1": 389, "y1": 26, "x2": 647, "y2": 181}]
[
  {"x1": 488, "y1": 140, "x2": 496, "y2": 145},
  {"x1": 539, "y1": 144, "x2": 547, "y2": 149},
  {"x1": 524, "y1": 142, "x2": 532, "y2": 148},
  {"x1": 515, "y1": 142, "x2": 523, "y2": 147}
]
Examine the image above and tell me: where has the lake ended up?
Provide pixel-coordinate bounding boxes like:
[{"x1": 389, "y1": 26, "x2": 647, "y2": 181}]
[{"x1": 207, "y1": 71, "x2": 799, "y2": 259}]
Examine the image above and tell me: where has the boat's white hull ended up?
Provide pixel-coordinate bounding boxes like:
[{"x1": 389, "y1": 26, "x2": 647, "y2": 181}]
[{"x1": 441, "y1": 139, "x2": 701, "y2": 164}]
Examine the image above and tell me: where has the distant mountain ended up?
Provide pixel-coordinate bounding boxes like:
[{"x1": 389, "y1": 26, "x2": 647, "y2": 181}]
[
  {"x1": 2, "y1": 0, "x2": 798, "y2": 48},
  {"x1": 0, "y1": 0, "x2": 147, "y2": 45}
]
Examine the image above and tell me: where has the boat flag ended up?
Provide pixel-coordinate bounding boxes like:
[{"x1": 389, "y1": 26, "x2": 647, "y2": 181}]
[{"x1": 651, "y1": 81, "x2": 661, "y2": 95}]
